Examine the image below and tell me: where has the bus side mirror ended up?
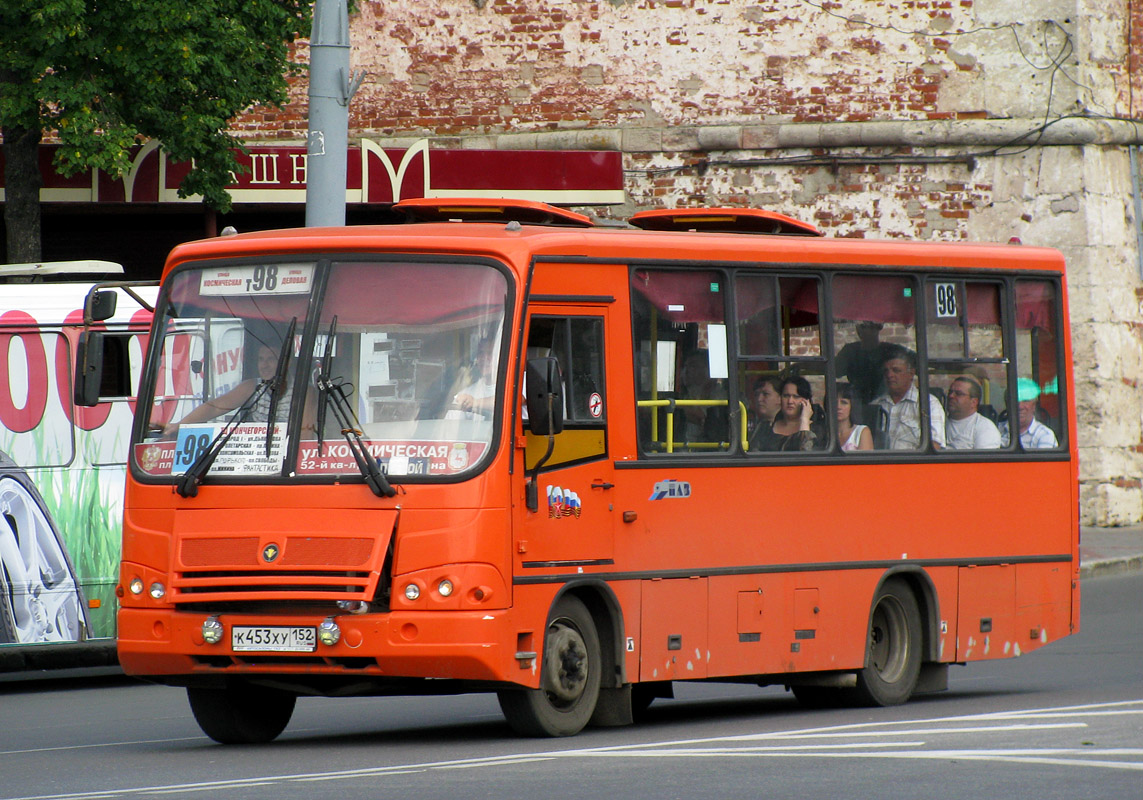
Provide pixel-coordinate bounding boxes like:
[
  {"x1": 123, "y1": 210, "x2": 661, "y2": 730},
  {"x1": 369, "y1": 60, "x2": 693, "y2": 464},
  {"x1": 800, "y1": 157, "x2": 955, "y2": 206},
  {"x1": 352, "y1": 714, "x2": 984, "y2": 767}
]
[
  {"x1": 75, "y1": 331, "x2": 105, "y2": 407},
  {"x1": 75, "y1": 331, "x2": 132, "y2": 407},
  {"x1": 85, "y1": 289, "x2": 117, "y2": 322},
  {"x1": 525, "y1": 357, "x2": 564, "y2": 436}
]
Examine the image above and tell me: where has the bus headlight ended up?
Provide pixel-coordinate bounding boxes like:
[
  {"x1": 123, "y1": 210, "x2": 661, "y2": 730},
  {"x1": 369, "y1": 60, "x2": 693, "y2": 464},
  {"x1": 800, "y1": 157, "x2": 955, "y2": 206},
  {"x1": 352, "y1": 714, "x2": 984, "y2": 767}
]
[
  {"x1": 404, "y1": 583, "x2": 421, "y2": 601},
  {"x1": 201, "y1": 617, "x2": 224, "y2": 645},
  {"x1": 317, "y1": 618, "x2": 341, "y2": 646},
  {"x1": 149, "y1": 582, "x2": 166, "y2": 600},
  {"x1": 437, "y1": 579, "x2": 454, "y2": 597},
  {"x1": 128, "y1": 578, "x2": 144, "y2": 596}
]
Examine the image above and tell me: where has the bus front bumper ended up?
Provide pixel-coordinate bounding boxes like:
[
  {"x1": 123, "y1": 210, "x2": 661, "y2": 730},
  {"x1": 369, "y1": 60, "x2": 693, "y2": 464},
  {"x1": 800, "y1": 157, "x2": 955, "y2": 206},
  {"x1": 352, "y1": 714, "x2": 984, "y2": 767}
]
[{"x1": 117, "y1": 607, "x2": 531, "y2": 688}]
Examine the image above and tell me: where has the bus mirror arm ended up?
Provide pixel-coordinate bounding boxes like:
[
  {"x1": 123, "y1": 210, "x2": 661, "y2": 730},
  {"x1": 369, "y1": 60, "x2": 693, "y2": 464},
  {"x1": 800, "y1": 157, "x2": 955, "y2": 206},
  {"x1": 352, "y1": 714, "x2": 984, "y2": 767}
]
[
  {"x1": 526, "y1": 433, "x2": 556, "y2": 512},
  {"x1": 523, "y1": 357, "x2": 564, "y2": 512}
]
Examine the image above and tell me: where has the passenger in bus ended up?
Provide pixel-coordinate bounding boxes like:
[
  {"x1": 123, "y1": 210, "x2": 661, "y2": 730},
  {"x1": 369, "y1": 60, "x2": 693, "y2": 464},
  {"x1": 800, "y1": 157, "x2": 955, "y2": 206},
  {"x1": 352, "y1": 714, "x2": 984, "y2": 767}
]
[
  {"x1": 836, "y1": 382, "x2": 873, "y2": 452},
  {"x1": 162, "y1": 344, "x2": 315, "y2": 436},
  {"x1": 1001, "y1": 378, "x2": 1059, "y2": 449},
  {"x1": 835, "y1": 321, "x2": 896, "y2": 405},
  {"x1": 750, "y1": 375, "x2": 820, "y2": 452},
  {"x1": 676, "y1": 350, "x2": 727, "y2": 444},
  {"x1": 749, "y1": 376, "x2": 782, "y2": 440},
  {"x1": 871, "y1": 346, "x2": 946, "y2": 450},
  {"x1": 451, "y1": 338, "x2": 497, "y2": 420},
  {"x1": 944, "y1": 376, "x2": 1002, "y2": 450}
]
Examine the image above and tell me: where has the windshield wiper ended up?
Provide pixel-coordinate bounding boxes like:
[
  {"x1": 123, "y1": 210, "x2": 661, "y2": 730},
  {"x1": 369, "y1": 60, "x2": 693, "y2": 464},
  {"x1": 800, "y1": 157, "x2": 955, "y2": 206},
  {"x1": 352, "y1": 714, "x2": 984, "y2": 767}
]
[
  {"x1": 315, "y1": 316, "x2": 337, "y2": 454},
  {"x1": 264, "y1": 317, "x2": 297, "y2": 458},
  {"x1": 314, "y1": 352, "x2": 396, "y2": 498},
  {"x1": 176, "y1": 377, "x2": 273, "y2": 498}
]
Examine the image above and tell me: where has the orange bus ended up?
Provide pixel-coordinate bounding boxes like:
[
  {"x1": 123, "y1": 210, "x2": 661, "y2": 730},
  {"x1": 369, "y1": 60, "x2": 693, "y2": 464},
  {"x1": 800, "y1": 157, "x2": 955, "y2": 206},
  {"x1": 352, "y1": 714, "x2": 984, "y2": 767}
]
[{"x1": 84, "y1": 199, "x2": 1079, "y2": 743}]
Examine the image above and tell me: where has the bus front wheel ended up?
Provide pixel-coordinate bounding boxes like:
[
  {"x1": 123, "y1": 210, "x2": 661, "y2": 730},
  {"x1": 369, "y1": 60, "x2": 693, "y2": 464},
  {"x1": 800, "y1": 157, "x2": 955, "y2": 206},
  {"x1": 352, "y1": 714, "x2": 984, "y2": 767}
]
[
  {"x1": 498, "y1": 595, "x2": 601, "y2": 737},
  {"x1": 854, "y1": 579, "x2": 922, "y2": 707},
  {"x1": 187, "y1": 684, "x2": 296, "y2": 744}
]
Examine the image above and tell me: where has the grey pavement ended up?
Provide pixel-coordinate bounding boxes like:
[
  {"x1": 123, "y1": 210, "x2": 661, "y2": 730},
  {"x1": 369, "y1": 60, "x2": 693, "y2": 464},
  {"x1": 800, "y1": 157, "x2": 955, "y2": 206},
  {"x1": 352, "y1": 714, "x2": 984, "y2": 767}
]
[{"x1": 1080, "y1": 524, "x2": 1143, "y2": 578}]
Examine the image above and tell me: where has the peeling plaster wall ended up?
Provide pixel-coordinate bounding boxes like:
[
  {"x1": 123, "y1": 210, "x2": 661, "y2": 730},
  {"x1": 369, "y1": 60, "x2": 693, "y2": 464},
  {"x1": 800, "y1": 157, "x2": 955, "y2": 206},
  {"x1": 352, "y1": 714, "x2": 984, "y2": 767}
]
[{"x1": 233, "y1": 0, "x2": 1143, "y2": 525}]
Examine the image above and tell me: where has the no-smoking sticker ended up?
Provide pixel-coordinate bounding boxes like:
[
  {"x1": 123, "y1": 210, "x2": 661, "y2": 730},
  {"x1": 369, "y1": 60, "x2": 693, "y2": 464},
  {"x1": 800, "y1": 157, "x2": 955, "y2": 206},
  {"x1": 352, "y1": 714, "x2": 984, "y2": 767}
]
[{"x1": 588, "y1": 392, "x2": 603, "y2": 418}]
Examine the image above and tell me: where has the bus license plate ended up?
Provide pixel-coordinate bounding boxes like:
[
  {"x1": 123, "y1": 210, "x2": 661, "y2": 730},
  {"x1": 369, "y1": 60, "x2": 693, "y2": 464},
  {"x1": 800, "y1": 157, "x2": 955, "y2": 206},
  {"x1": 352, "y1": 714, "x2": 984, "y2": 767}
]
[{"x1": 231, "y1": 626, "x2": 316, "y2": 652}]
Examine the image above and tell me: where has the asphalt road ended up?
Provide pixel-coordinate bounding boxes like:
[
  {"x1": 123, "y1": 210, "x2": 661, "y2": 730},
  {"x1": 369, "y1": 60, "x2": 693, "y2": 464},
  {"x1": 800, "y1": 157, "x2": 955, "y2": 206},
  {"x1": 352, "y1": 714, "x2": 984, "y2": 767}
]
[{"x1": 1, "y1": 572, "x2": 1139, "y2": 800}]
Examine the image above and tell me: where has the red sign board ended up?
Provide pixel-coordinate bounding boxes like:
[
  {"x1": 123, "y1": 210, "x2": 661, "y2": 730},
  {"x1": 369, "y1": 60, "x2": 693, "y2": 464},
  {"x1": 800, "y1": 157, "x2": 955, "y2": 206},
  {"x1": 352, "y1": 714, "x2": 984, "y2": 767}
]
[{"x1": 0, "y1": 140, "x2": 624, "y2": 206}]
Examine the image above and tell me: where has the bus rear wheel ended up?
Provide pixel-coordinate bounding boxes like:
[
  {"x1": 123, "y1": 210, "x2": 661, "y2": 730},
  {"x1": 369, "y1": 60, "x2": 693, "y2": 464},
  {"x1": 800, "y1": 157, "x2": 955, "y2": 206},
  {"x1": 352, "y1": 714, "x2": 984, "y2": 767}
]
[
  {"x1": 187, "y1": 684, "x2": 296, "y2": 744},
  {"x1": 498, "y1": 596, "x2": 601, "y2": 737},
  {"x1": 853, "y1": 579, "x2": 922, "y2": 707}
]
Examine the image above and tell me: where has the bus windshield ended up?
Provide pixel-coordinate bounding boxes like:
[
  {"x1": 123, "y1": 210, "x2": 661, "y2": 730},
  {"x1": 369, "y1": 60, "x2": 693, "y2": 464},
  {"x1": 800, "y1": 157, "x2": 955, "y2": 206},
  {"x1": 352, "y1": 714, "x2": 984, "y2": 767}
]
[{"x1": 133, "y1": 259, "x2": 509, "y2": 483}]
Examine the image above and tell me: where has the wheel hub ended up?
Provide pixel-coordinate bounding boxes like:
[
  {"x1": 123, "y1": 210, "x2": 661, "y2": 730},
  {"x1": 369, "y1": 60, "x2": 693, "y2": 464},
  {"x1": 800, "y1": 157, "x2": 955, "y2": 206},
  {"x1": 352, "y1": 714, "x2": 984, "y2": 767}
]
[{"x1": 543, "y1": 623, "x2": 588, "y2": 705}]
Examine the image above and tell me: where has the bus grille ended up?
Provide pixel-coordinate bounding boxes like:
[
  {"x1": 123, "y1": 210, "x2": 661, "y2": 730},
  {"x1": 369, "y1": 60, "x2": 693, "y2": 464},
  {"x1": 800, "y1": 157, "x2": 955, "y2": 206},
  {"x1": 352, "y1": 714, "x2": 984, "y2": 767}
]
[{"x1": 173, "y1": 535, "x2": 380, "y2": 604}]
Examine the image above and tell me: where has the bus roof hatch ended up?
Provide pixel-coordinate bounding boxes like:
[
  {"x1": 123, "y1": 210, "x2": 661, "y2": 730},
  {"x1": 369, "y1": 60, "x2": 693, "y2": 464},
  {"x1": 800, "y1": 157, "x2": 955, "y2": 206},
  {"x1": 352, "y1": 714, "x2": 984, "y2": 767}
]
[
  {"x1": 393, "y1": 197, "x2": 594, "y2": 228},
  {"x1": 628, "y1": 207, "x2": 822, "y2": 236}
]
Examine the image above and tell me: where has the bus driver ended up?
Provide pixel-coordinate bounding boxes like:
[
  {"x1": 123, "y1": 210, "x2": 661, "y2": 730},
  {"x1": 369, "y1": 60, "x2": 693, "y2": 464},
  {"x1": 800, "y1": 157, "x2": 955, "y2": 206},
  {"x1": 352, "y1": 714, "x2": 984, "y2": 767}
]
[{"x1": 162, "y1": 344, "x2": 315, "y2": 436}]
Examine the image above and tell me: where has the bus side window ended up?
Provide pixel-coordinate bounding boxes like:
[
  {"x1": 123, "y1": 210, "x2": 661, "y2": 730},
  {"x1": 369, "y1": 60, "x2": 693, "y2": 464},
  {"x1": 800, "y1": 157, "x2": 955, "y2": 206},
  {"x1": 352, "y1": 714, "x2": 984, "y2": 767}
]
[
  {"x1": 631, "y1": 268, "x2": 730, "y2": 454},
  {"x1": 1009, "y1": 280, "x2": 1064, "y2": 450},
  {"x1": 524, "y1": 315, "x2": 606, "y2": 466},
  {"x1": 926, "y1": 280, "x2": 1007, "y2": 452},
  {"x1": 0, "y1": 330, "x2": 75, "y2": 469},
  {"x1": 736, "y1": 273, "x2": 824, "y2": 454},
  {"x1": 832, "y1": 274, "x2": 924, "y2": 451}
]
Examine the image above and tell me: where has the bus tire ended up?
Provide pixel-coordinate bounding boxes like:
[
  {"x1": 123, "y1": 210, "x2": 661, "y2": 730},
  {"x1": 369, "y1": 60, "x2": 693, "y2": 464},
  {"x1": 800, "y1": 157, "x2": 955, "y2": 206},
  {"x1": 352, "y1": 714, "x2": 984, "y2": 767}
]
[
  {"x1": 853, "y1": 579, "x2": 922, "y2": 707},
  {"x1": 187, "y1": 685, "x2": 296, "y2": 744},
  {"x1": 497, "y1": 595, "x2": 601, "y2": 737}
]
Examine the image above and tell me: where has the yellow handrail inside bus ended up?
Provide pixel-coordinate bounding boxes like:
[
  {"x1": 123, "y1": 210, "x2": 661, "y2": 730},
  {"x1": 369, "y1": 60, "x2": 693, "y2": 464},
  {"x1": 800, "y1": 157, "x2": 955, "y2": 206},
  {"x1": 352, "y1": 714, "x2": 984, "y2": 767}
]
[
  {"x1": 636, "y1": 398, "x2": 735, "y2": 453},
  {"x1": 739, "y1": 401, "x2": 748, "y2": 450}
]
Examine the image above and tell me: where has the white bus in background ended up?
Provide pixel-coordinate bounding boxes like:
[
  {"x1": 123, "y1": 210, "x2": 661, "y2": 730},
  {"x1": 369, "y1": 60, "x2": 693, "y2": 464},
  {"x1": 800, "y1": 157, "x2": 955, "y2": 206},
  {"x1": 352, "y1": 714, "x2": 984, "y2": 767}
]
[{"x1": 0, "y1": 261, "x2": 156, "y2": 672}]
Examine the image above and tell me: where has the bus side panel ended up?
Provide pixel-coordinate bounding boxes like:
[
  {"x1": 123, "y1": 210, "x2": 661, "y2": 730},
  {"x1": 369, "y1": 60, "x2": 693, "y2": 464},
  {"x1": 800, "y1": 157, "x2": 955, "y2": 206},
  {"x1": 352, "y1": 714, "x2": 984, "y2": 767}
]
[
  {"x1": 1016, "y1": 561, "x2": 1075, "y2": 650},
  {"x1": 956, "y1": 565, "x2": 1016, "y2": 661},
  {"x1": 0, "y1": 317, "x2": 143, "y2": 654},
  {"x1": 639, "y1": 577, "x2": 708, "y2": 681},
  {"x1": 706, "y1": 573, "x2": 870, "y2": 678}
]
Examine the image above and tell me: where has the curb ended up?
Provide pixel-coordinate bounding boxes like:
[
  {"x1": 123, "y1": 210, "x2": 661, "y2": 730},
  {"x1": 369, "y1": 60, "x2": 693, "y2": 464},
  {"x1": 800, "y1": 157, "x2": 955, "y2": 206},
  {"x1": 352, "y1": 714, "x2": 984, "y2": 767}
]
[{"x1": 1079, "y1": 555, "x2": 1143, "y2": 579}]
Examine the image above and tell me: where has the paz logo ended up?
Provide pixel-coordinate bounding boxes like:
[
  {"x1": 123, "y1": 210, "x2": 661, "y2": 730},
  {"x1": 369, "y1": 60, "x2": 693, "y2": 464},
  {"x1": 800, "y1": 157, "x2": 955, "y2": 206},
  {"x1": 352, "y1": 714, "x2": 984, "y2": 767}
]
[
  {"x1": 649, "y1": 479, "x2": 692, "y2": 501},
  {"x1": 546, "y1": 486, "x2": 582, "y2": 519},
  {"x1": 262, "y1": 543, "x2": 280, "y2": 563}
]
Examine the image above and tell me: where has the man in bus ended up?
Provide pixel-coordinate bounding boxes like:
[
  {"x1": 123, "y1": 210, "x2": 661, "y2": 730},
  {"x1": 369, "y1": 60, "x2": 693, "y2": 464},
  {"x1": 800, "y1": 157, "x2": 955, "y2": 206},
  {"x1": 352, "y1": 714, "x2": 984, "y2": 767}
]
[
  {"x1": 944, "y1": 376, "x2": 1002, "y2": 450},
  {"x1": 162, "y1": 343, "x2": 316, "y2": 436},
  {"x1": 872, "y1": 346, "x2": 946, "y2": 450},
  {"x1": 835, "y1": 320, "x2": 896, "y2": 405},
  {"x1": 451, "y1": 337, "x2": 498, "y2": 420},
  {"x1": 1001, "y1": 378, "x2": 1059, "y2": 449}
]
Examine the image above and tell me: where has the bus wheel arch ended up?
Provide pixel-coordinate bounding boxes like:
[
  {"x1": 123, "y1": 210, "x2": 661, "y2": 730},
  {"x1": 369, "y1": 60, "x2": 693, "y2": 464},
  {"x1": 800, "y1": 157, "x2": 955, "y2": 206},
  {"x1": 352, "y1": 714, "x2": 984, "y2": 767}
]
[
  {"x1": 875, "y1": 566, "x2": 942, "y2": 663},
  {"x1": 498, "y1": 592, "x2": 603, "y2": 736},
  {"x1": 565, "y1": 581, "x2": 635, "y2": 727},
  {"x1": 854, "y1": 574, "x2": 924, "y2": 706}
]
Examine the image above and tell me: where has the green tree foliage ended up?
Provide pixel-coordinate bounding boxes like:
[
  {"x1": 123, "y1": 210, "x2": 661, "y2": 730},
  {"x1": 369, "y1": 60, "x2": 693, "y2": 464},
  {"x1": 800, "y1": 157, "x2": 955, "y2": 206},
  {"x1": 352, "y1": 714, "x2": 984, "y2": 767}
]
[{"x1": 0, "y1": 0, "x2": 312, "y2": 261}]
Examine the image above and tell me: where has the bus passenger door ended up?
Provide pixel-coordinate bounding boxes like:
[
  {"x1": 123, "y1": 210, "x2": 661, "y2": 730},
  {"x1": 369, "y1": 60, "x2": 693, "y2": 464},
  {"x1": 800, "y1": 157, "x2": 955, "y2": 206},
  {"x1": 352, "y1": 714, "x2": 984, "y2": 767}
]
[{"x1": 517, "y1": 310, "x2": 615, "y2": 567}]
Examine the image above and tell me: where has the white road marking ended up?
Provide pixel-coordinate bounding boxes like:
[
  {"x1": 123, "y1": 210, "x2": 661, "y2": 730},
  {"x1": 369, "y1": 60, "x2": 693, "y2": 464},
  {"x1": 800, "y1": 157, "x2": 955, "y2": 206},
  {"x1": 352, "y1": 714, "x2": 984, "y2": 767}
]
[{"x1": 8, "y1": 700, "x2": 1143, "y2": 800}]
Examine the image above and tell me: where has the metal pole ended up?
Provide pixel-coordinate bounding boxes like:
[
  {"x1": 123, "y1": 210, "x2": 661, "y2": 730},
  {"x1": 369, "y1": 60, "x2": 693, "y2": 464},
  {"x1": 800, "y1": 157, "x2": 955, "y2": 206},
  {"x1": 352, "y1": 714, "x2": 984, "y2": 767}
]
[{"x1": 306, "y1": 0, "x2": 357, "y2": 227}]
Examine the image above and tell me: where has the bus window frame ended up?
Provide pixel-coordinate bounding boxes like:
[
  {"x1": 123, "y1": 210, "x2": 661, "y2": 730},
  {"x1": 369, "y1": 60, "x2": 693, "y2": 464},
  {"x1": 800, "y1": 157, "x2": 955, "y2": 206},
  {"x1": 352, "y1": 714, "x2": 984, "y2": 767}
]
[{"x1": 1011, "y1": 274, "x2": 1069, "y2": 451}]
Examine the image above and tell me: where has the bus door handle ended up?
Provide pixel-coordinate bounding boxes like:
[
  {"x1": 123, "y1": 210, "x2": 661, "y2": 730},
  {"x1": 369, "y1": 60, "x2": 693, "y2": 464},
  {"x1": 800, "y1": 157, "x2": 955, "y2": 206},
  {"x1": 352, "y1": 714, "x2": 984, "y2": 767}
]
[{"x1": 591, "y1": 481, "x2": 614, "y2": 490}]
